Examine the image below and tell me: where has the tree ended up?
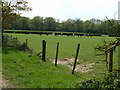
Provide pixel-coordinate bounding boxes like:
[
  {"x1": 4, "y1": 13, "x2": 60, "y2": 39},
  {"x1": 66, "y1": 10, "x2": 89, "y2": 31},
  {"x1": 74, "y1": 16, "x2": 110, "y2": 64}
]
[
  {"x1": 59, "y1": 19, "x2": 75, "y2": 32},
  {"x1": 44, "y1": 17, "x2": 56, "y2": 31},
  {"x1": 2, "y1": 0, "x2": 32, "y2": 38},
  {"x1": 55, "y1": 19, "x2": 60, "y2": 31},
  {"x1": 74, "y1": 19, "x2": 84, "y2": 32},
  {"x1": 84, "y1": 20, "x2": 95, "y2": 33},
  {"x1": 106, "y1": 19, "x2": 120, "y2": 35},
  {"x1": 12, "y1": 16, "x2": 30, "y2": 30},
  {"x1": 30, "y1": 16, "x2": 44, "y2": 31}
]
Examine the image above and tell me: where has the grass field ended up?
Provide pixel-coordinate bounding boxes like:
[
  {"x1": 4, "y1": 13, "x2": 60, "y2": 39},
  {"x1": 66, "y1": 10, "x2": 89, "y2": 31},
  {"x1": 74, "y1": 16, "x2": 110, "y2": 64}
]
[
  {"x1": 6, "y1": 33, "x2": 119, "y2": 66},
  {"x1": 6, "y1": 33, "x2": 118, "y2": 59},
  {"x1": 3, "y1": 33, "x2": 119, "y2": 88}
]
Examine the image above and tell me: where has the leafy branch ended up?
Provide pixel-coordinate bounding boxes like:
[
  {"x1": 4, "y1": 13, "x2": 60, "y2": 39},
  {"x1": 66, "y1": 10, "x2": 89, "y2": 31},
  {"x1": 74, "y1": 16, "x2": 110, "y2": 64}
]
[{"x1": 95, "y1": 17, "x2": 120, "y2": 68}]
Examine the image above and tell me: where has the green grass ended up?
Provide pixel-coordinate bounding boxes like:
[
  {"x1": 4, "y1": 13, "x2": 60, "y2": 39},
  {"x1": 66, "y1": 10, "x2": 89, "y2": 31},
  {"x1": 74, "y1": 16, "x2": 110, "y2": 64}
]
[
  {"x1": 5, "y1": 33, "x2": 119, "y2": 66},
  {"x1": 3, "y1": 34, "x2": 119, "y2": 88},
  {"x1": 6, "y1": 34, "x2": 117, "y2": 58},
  {"x1": 3, "y1": 47, "x2": 118, "y2": 88},
  {"x1": 6, "y1": 33, "x2": 119, "y2": 67},
  {"x1": 2, "y1": 47, "x2": 83, "y2": 88}
]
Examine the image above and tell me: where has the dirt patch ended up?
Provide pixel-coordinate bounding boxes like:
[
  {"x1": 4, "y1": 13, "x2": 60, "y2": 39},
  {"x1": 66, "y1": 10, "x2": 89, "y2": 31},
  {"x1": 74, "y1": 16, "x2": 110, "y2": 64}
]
[
  {"x1": 0, "y1": 71, "x2": 9, "y2": 88},
  {"x1": 2, "y1": 79, "x2": 9, "y2": 88},
  {"x1": 56, "y1": 58, "x2": 74, "y2": 65},
  {"x1": 53, "y1": 58, "x2": 95, "y2": 73}
]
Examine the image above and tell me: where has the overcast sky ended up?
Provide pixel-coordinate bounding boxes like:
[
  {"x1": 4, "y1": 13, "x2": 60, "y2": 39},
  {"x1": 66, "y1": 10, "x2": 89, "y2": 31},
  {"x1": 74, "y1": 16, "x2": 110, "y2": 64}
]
[{"x1": 21, "y1": 0, "x2": 120, "y2": 21}]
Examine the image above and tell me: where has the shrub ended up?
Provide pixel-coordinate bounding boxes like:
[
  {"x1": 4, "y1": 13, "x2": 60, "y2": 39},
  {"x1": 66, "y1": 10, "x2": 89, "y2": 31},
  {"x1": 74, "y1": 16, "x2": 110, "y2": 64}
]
[
  {"x1": 75, "y1": 70, "x2": 120, "y2": 89},
  {"x1": 2, "y1": 35, "x2": 32, "y2": 52}
]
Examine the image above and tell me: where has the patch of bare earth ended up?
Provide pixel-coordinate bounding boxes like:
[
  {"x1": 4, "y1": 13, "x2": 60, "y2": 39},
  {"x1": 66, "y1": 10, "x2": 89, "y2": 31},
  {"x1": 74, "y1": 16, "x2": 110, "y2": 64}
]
[
  {"x1": 53, "y1": 58, "x2": 95, "y2": 73},
  {"x1": 2, "y1": 79, "x2": 10, "y2": 88},
  {"x1": 2, "y1": 77, "x2": 19, "y2": 88}
]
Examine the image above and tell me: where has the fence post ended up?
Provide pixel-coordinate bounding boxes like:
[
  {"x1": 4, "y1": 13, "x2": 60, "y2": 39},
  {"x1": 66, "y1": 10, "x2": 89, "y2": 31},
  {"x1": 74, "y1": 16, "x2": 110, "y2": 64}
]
[
  {"x1": 109, "y1": 49, "x2": 113, "y2": 72},
  {"x1": 55, "y1": 42, "x2": 59, "y2": 66},
  {"x1": 42, "y1": 40, "x2": 46, "y2": 62},
  {"x1": 72, "y1": 44, "x2": 80, "y2": 74}
]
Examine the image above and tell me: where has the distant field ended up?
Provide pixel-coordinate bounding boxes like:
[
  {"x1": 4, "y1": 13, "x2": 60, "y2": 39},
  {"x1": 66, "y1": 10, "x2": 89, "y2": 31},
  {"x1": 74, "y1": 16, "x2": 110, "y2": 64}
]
[{"x1": 6, "y1": 33, "x2": 118, "y2": 64}]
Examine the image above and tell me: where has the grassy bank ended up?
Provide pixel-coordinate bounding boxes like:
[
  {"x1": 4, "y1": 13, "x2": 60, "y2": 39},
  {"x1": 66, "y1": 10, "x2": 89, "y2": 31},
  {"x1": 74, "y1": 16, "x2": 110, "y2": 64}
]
[
  {"x1": 3, "y1": 47, "x2": 84, "y2": 88},
  {"x1": 3, "y1": 47, "x2": 114, "y2": 88}
]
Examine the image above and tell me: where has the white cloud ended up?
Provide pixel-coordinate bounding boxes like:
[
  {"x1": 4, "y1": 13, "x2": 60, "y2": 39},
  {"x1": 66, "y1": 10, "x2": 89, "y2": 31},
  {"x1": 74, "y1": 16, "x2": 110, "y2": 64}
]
[{"x1": 21, "y1": 0, "x2": 120, "y2": 21}]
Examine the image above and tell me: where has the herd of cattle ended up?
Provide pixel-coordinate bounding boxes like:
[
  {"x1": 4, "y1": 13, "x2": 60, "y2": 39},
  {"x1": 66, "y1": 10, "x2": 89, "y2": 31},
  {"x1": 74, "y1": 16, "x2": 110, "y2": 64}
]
[{"x1": 4, "y1": 30, "x2": 120, "y2": 37}]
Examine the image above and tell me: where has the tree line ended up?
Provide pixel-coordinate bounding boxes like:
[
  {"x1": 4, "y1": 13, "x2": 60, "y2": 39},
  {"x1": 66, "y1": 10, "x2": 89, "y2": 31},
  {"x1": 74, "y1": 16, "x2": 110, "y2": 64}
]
[
  {"x1": 2, "y1": 0, "x2": 120, "y2": 36},
  {"x1": 10, "y1": 16, "x2": 120, "y2": 35}
]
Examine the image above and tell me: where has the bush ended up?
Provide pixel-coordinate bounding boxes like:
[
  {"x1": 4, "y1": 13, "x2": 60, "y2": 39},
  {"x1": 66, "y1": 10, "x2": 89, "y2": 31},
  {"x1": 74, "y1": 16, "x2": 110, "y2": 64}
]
[
  {"x1": 2, "y1": 35, "x2": 31, "y2": 51},
  {"x1": 75, "y1": 70, "x2": 120, "y2": 89}
]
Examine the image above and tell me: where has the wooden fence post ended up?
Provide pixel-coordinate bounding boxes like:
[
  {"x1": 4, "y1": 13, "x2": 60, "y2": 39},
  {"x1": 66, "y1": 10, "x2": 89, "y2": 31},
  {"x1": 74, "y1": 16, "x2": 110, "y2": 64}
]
[
  {"x1": 42, "y1": 40, "x2": 46, "y2": 61},
  {"x1": 55, "y1": 42, "x2": 59, "y2": 66},
  {"x1": 109, "y1": 50, "x2": 113, "y2": 72},
  {"x1": 72, "y1": 44, "x2": 80, "y2": 74}
]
